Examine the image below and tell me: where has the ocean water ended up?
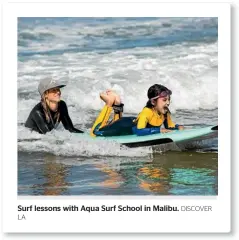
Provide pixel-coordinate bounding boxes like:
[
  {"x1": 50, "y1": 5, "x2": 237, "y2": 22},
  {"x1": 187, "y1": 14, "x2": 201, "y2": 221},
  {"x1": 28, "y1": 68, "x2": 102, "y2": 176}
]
[{"x1": 18, "y1": 17, "x2": 218, "y2": 195}]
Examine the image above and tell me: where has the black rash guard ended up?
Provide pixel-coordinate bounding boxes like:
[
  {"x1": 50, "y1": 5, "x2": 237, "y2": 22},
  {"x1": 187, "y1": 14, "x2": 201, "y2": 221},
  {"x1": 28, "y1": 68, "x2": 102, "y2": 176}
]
[{"x1": 25, "y1": 100, "x2": 84, "y2": 134}]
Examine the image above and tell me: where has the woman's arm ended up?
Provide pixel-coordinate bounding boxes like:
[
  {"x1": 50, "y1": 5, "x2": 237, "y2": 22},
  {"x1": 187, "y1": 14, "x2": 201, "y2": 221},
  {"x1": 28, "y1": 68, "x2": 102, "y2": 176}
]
[
  {"x1": 60, "y1": 101, "x2": 84, "y2": 133},
  {"x1": 32, "y1": 111, "x2": 51, "y2": 134},
  {"x1": 25, "y1": 106, "x2": 51, "y2": 134}
]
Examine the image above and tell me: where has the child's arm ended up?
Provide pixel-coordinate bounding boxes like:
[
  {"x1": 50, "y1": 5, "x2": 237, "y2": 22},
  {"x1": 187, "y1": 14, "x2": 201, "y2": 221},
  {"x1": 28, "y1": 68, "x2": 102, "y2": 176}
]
[
  {"x1": 133, "y1": 126, "x2": 161, "y2": 136},
  {"x1": 133, "y1": 126, "x2": 172, "y2": 136},
  {"x1": 133, "y1": 114, "x2": 159, "y2": 136},
  {"x1": 164, "y1": 113, "x2": 184, "y2": 130},
  {"x1": 134, "y1": 113, "x2": 172, "y2": 136}
]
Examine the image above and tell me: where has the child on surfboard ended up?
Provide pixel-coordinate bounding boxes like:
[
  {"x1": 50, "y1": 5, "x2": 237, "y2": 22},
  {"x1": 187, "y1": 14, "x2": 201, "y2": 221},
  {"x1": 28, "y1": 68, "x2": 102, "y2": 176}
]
[{"x1": 90, "y1": 84, "x2": 184, "y2": 137}]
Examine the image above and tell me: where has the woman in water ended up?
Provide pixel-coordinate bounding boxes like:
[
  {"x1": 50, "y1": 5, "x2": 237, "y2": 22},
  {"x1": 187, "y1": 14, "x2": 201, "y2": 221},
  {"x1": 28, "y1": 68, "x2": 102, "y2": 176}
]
[
  {"x1": 25, "y1": 78, "x2": 84, "y2": 134},
  {"x1": 91, "y1": 84, "x2": 183, "y2": 136}
]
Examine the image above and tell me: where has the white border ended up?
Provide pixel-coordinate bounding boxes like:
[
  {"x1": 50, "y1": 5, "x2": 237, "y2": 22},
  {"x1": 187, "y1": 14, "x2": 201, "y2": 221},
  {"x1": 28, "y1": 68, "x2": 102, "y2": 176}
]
[{"x1": 2, "y1": 2, "x2": 230, "y2": 233}]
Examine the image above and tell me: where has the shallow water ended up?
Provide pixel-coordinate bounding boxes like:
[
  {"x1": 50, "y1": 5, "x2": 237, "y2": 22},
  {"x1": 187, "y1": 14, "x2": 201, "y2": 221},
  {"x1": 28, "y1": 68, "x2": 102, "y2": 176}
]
[{"x1": 18, "y1": 150, "x2": 218, "y2": 196}]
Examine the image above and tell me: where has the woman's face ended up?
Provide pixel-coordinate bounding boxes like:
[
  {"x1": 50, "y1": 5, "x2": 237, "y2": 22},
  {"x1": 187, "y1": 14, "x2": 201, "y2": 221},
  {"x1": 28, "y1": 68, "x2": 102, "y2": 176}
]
[
  {"x1": 45, "y1": 87, "x2": 61, "y2": 102},
  {"x1": 154, "y1": 95, "x2": 170, "y2": 114}
]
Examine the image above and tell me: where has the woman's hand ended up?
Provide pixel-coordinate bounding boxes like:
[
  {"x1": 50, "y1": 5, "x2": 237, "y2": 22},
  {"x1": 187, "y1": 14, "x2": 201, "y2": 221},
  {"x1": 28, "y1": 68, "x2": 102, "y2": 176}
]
[{"x1": 160, "y1": 128, "x2": 172, "y2": 133}]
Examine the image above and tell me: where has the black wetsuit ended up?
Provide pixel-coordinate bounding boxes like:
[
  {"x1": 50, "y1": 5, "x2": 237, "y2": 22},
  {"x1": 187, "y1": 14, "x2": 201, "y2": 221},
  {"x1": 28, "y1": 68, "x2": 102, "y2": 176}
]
[{"x1": 25, "y1": 100, "x2": 84, "y2": 134}]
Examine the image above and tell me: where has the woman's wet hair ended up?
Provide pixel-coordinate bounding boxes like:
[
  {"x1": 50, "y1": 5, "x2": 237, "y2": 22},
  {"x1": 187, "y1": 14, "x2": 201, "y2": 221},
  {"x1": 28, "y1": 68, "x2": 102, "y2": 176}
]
[
  {"x1": 41, "y1": 90, "x2": 60, "y2": 125},
  {"x1": 146, "y1": 84, "x2": 172, "y2": 108}
]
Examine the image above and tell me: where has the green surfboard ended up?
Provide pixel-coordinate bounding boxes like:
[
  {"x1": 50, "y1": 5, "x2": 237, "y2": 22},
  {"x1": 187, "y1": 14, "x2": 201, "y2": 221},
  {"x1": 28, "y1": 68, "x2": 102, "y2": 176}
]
[{"x1": 80, "y1": 125, "x2": 218, "y2": 148}]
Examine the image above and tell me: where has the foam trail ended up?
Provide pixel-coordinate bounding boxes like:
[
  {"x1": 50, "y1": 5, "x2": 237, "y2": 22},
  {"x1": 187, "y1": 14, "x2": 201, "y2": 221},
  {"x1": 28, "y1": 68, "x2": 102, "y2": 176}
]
[{"x1": 18, "y1": 126, "x2": 152, "y2": 157}]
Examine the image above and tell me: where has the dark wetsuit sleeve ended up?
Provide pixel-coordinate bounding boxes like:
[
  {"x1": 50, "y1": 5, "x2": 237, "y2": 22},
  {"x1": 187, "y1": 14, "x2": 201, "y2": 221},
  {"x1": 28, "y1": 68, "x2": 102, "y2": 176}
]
[
  {"x1": 60, "y1": 101, "x2": 84, "y2": 133},
  {"x1": 32, "y1": 111, "x2": 51, "y2": 134},
  {"x1": 25, "y1": 105, "x2": 52, "y2": 134}
]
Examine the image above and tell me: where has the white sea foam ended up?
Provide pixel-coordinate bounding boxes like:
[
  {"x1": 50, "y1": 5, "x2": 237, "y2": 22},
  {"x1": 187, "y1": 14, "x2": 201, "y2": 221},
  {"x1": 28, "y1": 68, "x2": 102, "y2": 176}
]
[
  {"x1": 18, "y1": 41, "x2": 218, "y2": 118},
  {"x1": 18, "y1": 126, "x2": 152, "y2": 157}
]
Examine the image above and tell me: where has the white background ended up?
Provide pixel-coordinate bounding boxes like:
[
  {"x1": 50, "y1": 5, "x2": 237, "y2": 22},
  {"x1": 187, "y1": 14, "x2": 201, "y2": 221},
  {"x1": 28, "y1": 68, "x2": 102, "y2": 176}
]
[{"x1": 1, "y1": 0, "x2": 237, "y2": 239}]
